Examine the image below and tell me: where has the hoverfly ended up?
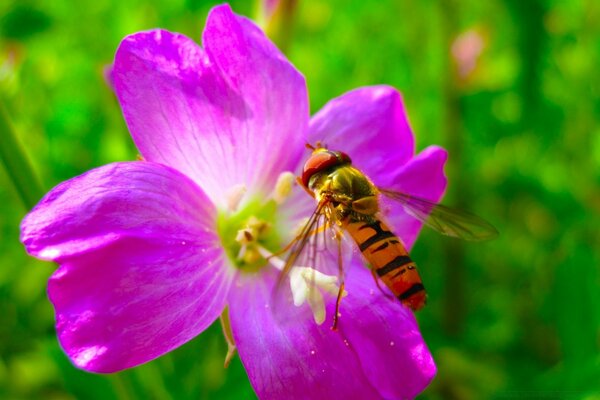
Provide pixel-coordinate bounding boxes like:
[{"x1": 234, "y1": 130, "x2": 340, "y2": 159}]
[{"x1": 276, "y1": 144, "x2": 497, "y2": 329}]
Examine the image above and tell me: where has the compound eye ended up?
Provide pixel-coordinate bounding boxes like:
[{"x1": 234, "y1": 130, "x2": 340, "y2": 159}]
[
  {"x1": 338, "y1": 151, "x2": 352, "y2": 164},
  {"x1": 301, "y1": 151, "x2": 339, "y2": 187}
]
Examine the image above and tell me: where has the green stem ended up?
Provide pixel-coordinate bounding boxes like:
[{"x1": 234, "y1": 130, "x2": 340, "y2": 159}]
[
  {"x1": 0, "y1": 99, "x2": 44, "y2": 210},
  {"x1": 134, "y1": 363, "x2": 173, "y2": 400},
  {"x1": 110, "y1": 374, "x2": 136, "y2": 400}
]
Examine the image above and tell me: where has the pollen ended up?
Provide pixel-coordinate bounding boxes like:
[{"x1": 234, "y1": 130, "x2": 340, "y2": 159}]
[
  {"x1": 235, "y1": 217, "x2": 271, "y2": 246},
  {"x1": 235, "y1": 228, "x2": 254, "y2": 244},
  {"x1": 233, "y1": 216, "x2": 274, "y2": 268},
  {"x1": 247, "y1": 216, "x2": 271, "y2": 236}
]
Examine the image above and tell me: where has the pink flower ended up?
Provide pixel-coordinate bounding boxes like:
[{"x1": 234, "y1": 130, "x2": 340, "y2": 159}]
[
  {"x1": 21, "y1": 5, "x2": 447, "y2": 399},
  {"x1": 451, "y1": 29, "x2": 485, "y2": 79}
]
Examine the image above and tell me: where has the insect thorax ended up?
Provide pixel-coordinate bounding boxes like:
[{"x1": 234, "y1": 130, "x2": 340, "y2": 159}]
[{"x1": 310, "y1": 165, "x2": 379, "y2": 222}]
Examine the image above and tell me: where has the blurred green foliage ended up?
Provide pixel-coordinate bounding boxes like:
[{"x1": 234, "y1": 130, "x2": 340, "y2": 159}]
[{"x1": 1, "y1": 0, "x2": 599, "y2": 399}]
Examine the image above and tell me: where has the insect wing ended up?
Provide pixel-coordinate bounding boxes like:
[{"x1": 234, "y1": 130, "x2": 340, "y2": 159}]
[
  {"x1": 379, "y1": 189, "x2": 498, "y2": 241},
  {"x1": 270, "y1": 201, "x2": 352, "y2": 326},
  {"x1": 275, "y1": 200, "x2": 327, "y2": 285}
]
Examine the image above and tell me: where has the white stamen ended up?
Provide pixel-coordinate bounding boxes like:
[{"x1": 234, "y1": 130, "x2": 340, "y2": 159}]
[
  {"x1": 256, "y1": 247, "x2": 284, "y2": 270},
  {"x1": 257, "y1": 246, "x2": 347, "y2": 325},
  {"x1": 289, "y1": 267, "x2": 326, "y2": 324},
  {"x1": 225, "y1": 184, "x2": 247, "y2": 212},
  {"x1": 272, "y1": 171, "x2": 295, "y2": 204},
  {"x1": 288, "y1": 265, "x2": 347, "y2": 326},
  {"x1": 307, "y1": 287, "x2": 326, "y2": 325},
  {"x1": 289, "y1": 268, "x2": 309, "y2": 305}
]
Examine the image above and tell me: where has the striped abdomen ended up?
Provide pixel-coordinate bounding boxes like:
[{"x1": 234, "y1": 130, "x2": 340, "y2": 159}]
[{"x1": 344, "y1": 218, "x2": 426, "y2": 310}]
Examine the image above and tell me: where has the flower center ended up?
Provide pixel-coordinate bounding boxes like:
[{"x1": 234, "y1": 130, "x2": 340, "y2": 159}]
[
  {"x1": 217, "y1": 174, "x2": 346, "y2": 326},
  {"x1": 217, "y1": 172, "x2": 297, "y2": 272},
  {"x1": 217, "y1": 197, "x2": 281, "y2": 273}
]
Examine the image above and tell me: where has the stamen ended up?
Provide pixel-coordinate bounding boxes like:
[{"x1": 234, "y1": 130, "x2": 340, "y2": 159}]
[
  {"x1": 225, "y1": 184, "x2": 247, "y2": 212},
  {"x1": 257, "y1": 247, "x2": 284, "y2": 270},
  {"x1": 258, "y1": 246, "x2": 347, "y2": 325},
  {"x1": 272, "y1": 171, "x2": 295, "y2": 204},
  {"x1": 246, "y1": 216, "x2": 270, "y2": 237},
  {"x1": 289, "y1": 267, "x2": 345, "y2": 325},
  {"x1": 235, "y1": 234, "x2": 260, "y2": 264},
  {"x1": 235, "y1": 228, "x2": 254, "y2": 245},
  {"x1": 242, "y1": 248, "x2": 261, "y2": 264}
]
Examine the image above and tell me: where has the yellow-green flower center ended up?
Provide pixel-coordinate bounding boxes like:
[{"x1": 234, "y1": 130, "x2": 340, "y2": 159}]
[
  {"x1": 216, "y1": 175, "x2": 346, "y2": 327},
  {"x1": 217, "y1": 197, "x2": 282, "y2": 273}
]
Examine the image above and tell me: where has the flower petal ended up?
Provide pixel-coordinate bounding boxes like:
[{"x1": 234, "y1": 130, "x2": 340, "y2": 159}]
[
  {"x1": 228, "y1": 270, "x2": 380, "y2": 399},
  {"x1": 229, "y1": 266, "x2": 435, "y2": 399},
  {"x1": 21, "y1": 162, "x2": 234, "y2": 372},
  {"x1": 382, "y1": 145, "x2": 448, "y2": 249},
  {"x1": 202, "y1": 5, "x2": 308, "y2": 192},
  {"x1": 308, "y1": 86, "x2": 415, "y2": 188},
  {"x1": 112, "y1": 4, "x2": 308, "y2": 207},
  {"x1": 338, "y1": 267, "x2": 437, "y2": 399}
]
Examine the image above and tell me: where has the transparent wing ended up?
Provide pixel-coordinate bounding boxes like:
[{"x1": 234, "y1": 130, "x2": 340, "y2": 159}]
[
  {"x1": 379, "y1": 189, "x2": 498, "y2": 241},
  {"x1": 270, "y1": 200, "x2": 353, "y2": 326},
  {"x1": 276, "y1": 200, "x2": 328, "y2": 286}
]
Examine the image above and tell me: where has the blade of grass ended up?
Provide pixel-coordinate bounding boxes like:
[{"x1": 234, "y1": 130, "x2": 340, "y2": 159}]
[{"x1": 0, "y1": 99, "x2": 44, "y2": 210}]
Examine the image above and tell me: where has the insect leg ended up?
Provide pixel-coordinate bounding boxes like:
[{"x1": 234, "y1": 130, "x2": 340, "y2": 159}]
[
  {"x1": 332, "y1": 283, "x2": 344, "y2": 331},
  {"x1": 332, "y1": 229, "x2": 345, "y2": 331},
  {"x1": 268, "y1": 224, "x2": 329, "y2": 261}
]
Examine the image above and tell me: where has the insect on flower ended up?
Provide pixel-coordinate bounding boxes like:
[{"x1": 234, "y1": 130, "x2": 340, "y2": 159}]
[
  {"x1": 276, "y1": 143, "x2": 498, "y2": 329},
  {"x1": 19, "y1": 4, "x2": 452, "y2": 398}
]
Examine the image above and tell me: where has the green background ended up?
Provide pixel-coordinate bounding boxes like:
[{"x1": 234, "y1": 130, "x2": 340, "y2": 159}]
[{"x1": 1, "y1": 0, "x2": 599, "y2": 399}]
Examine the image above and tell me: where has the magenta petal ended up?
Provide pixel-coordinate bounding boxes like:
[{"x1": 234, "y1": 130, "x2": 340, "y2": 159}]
[
  {"x1": 229, "y1": 267, "x2": 435, "y2": 399},
  {"x1": 338, "y1": 267, "x2": 437, "y2": 399},
  {"x1": 21, "y1": 162, "x2": 234, "y2": 372},
  {"x1": 112, "y1": 4, "x2": 308, "y2": 207},
  {"x1": 309, "y1": 86, "x2": 415, "y2": 188},
  {"x1": 228, "y1": 270, "x2": 379, "y2": 399},
  {"x1": 383, "y1": 145, "x2": 448, "y2": 250},
  {"x1": 203, "y1": 5, "x2": 308, "y2": 190}
]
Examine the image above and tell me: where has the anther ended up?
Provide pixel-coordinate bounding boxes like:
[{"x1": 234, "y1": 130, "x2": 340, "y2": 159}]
[{"x1": 272, "y1": 171, "x2": 295, "y2": 204}]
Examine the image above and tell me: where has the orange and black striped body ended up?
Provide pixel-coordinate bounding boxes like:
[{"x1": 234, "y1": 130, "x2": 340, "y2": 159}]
[
  {"x1": 342, "y1": 218, "x2": 426, "y2": 311},
  {"x1": 299, "y1": 145, "x2": 496, "y2": 320},
  {"x1": 301, "y1": 146, "x2": 427, "y2": 311}
]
